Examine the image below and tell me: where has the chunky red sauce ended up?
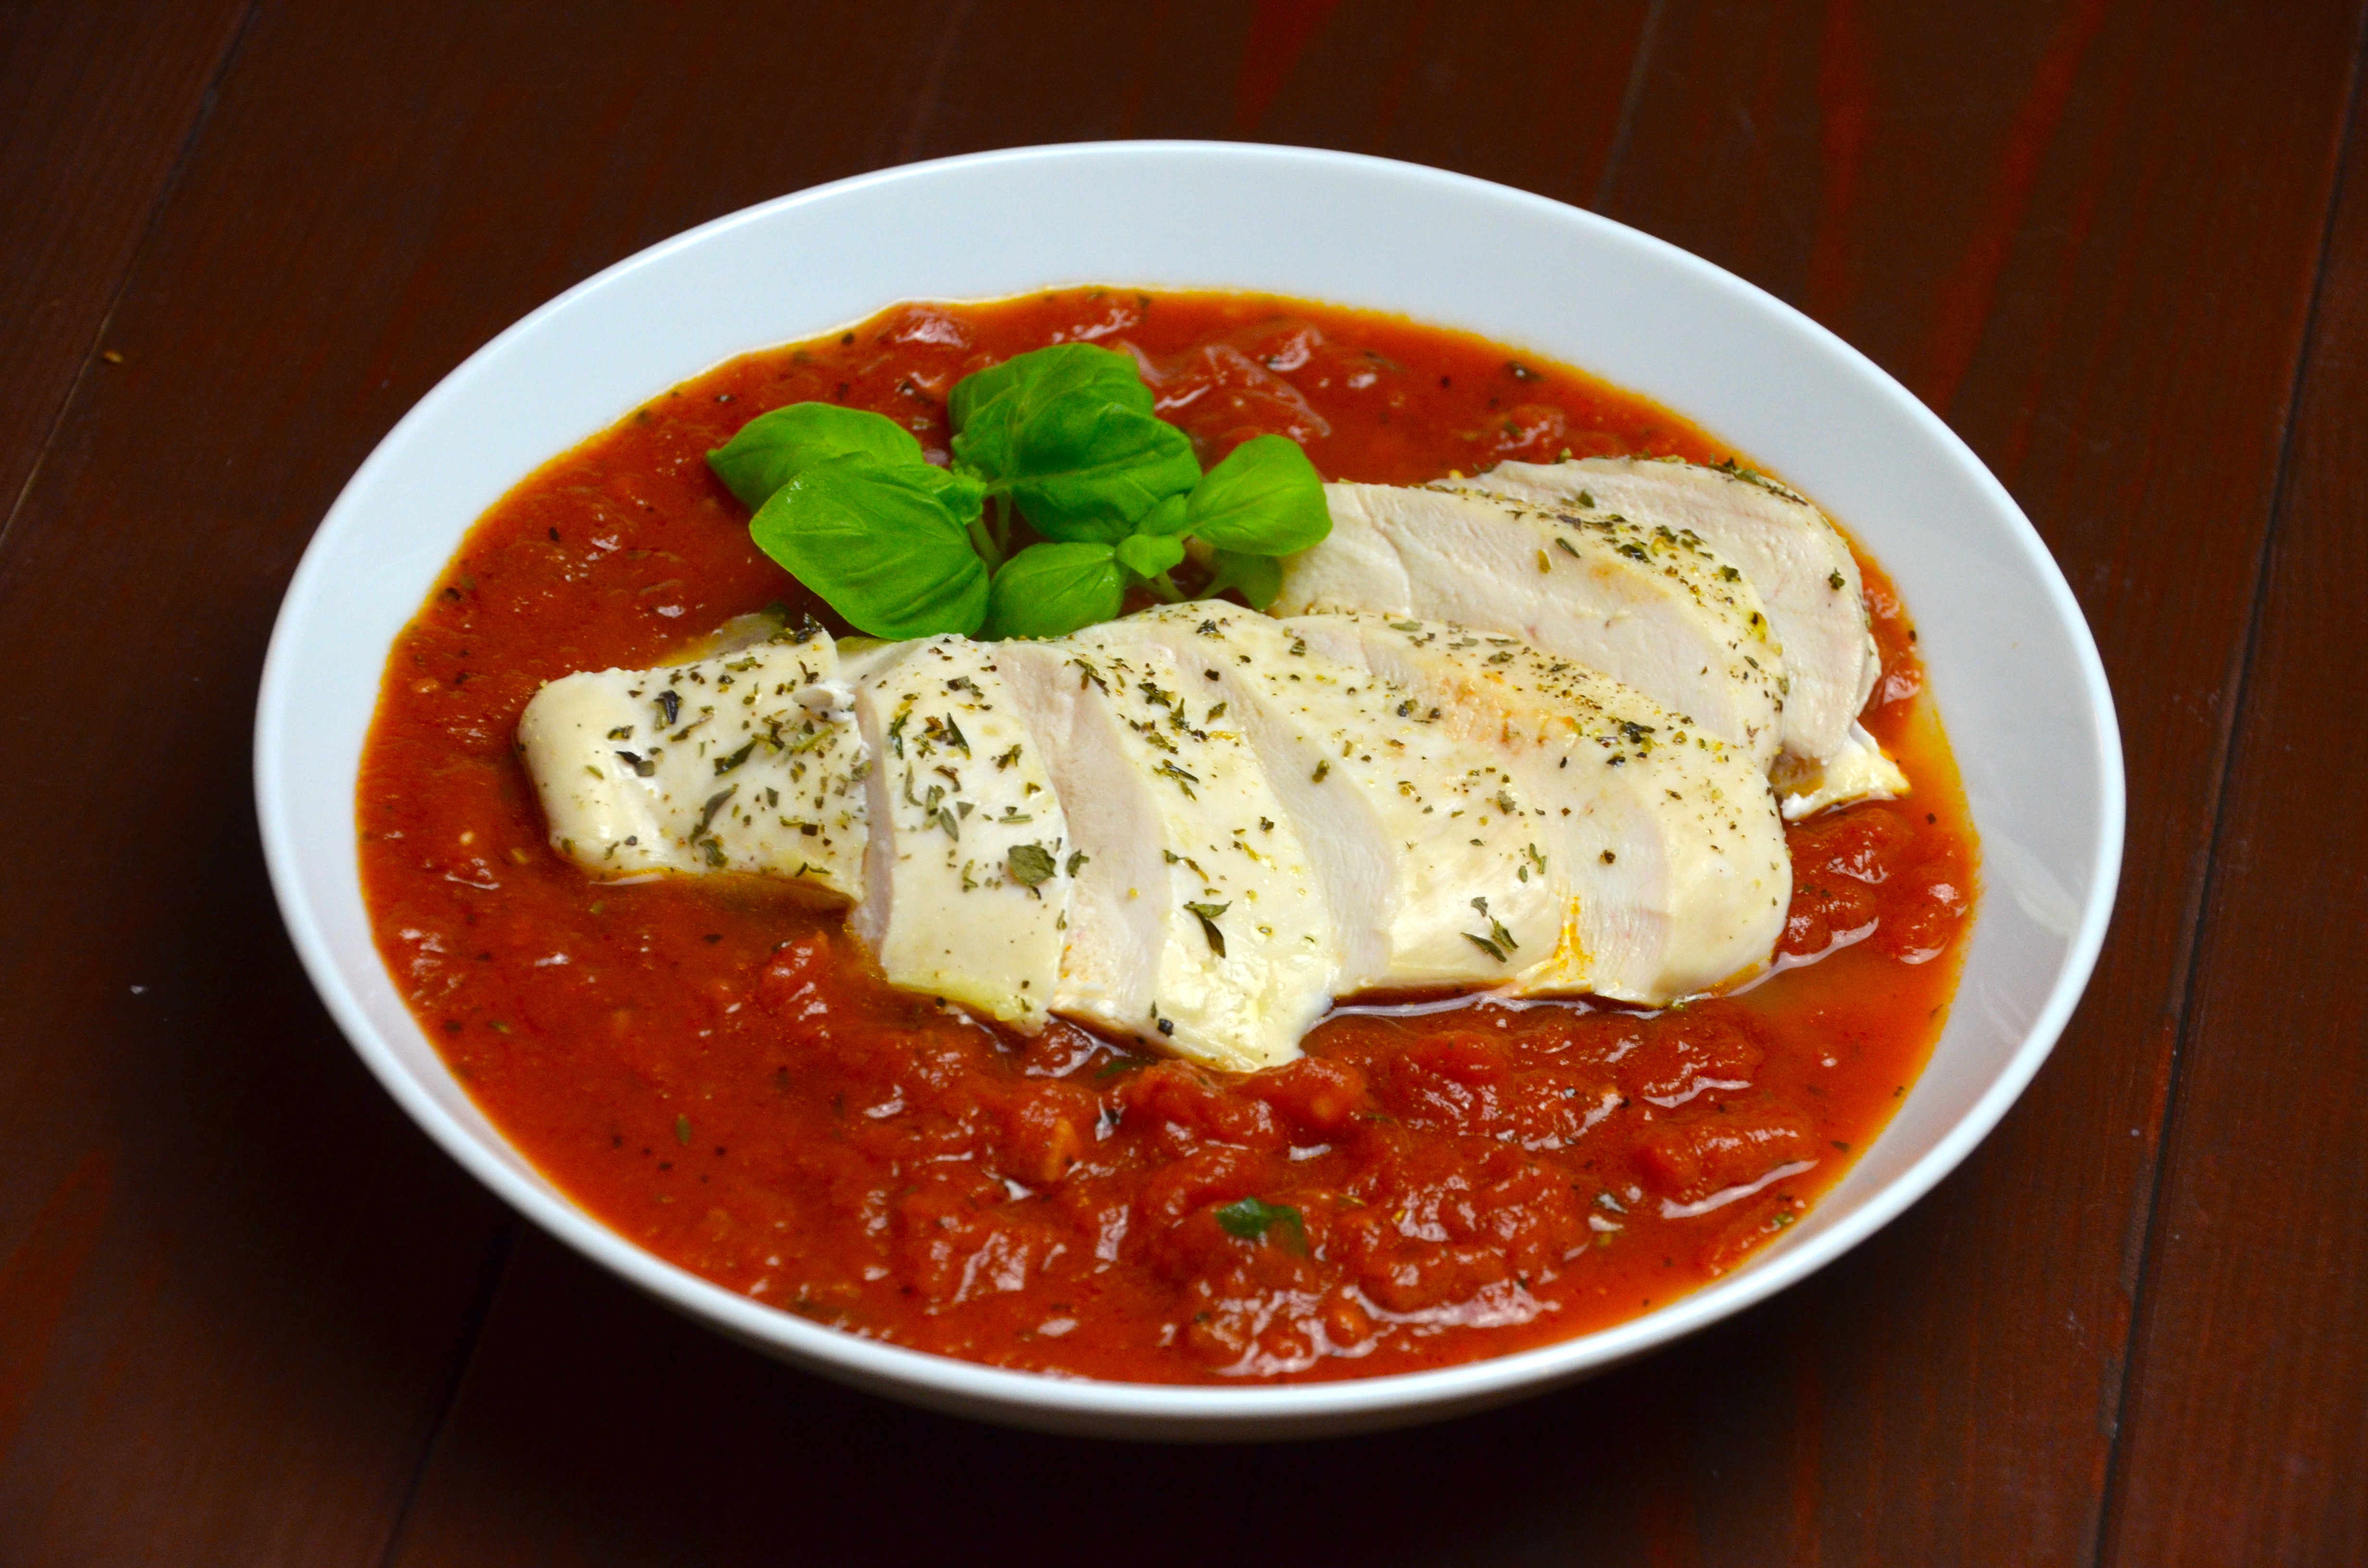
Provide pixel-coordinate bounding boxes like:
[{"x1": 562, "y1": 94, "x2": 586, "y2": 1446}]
[{"x1": 360, "y1": 290, "x2": 1975, "y2": 1382}]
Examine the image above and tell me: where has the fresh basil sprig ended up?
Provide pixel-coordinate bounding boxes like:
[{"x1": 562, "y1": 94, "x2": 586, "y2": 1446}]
[
  {"x1": 1198, "y1": 548, "x2": 1285, "y2": 611},
  {"x1": 984, "y1": 541, "x2": 1125, "y2": 639},
  {"x1": 707, "y1": 342, "x2": 1328, "y2": 640},
  {"x1": 710, "y1": 404, "x2": 930, "y2": 510},
  {"x1": 747, "y1": 454, "x2": 989, "y2": 639},
  {"x1": 1184, "y1": 433, "x2": 1332, "y2": 554}
]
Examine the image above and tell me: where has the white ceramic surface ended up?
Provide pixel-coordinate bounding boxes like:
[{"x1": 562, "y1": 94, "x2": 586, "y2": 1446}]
[{"x1": 255, "y1": 142, "x2": 2123, "y2": 1440}]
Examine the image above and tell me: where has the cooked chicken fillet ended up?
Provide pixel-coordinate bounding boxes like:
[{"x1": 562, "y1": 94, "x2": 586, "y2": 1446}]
[
  {"x1": 516, "y1": 630, "x2": 867, "y2": 899},
  {"x1": 1769, "y1": 720, "x2": 1909, "y2": 821},
  {"x1": 996, "y1": 632, "x2": 1338, "y2": 1072},
  {"x1": 1124, "y1": 601, "x2": 1560, "y2": 993},
  {"x1": 1276, "y1": 482, "x2": 1785, "y2": 768},
  {"x1": 849, "y1": 637, "x2": 1073, "y2": 1030},
  {"x1": 520, "y1": 606, "x2": 1796, "y2": 1053},
  {"x1": 1458, "y1": 456, "x2": 1881, "y2": 764},
  {"x1": 1289, "y1": 612, "x2": 1789, "y2": 1002}
]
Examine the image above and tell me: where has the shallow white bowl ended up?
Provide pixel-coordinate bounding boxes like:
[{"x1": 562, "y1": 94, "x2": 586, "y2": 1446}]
[{"x1": 256, "y1": 141, "x2": 2122, "y2": 1440}]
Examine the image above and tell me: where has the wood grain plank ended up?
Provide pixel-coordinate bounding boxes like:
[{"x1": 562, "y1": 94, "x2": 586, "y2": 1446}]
[
  {"x1": 1582, "y1": 2, "x2": 2363, "y2": 1561},
  {"x1": 895, "y1": 0, "x2": 1655, "y2": 201},
  {"x1": 4, "y1": 0, "x2": 2350, "y2": 1560},
  {"x1": 0, "y1": 0, "x2": 251, "y2": 539},
  {"x1": 0, "y1": 0, "x2": 963, "y2": 1562},
  {"x1": 2098, "y1": 61, "x2": 2368, "y2": 1567},
  {"x1": 374, "y1": 3, "x2": 2357, "y2": 1565},
  {"x1": 1249, "y1": 0, "x2": 1655, "y2": 200}
]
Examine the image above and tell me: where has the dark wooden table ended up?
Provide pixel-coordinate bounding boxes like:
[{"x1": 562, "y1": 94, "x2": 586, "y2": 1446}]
[{"x1": 5, "y1": 2, "x2": 2363, "y2": 1562}]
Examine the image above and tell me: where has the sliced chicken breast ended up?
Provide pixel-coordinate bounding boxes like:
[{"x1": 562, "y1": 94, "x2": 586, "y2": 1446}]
[
  {"x1": 1458, "y1": 456, "x2": 1881, "y2": 764},
  {"x1": 1123, "y1": 601, "x2": 1560, "y2": 993},
  {"x1": 1289, "y1": 612, "x2": 1788, "y2": 1003},
  {"x1": 1277, "y1": 482, "x2": 1785, "y2": 768},
  {"x1": 1769, "y1": 720, "x2": 1910, "y2": 821},
  {"x1": 516, "y1": 629, "x2": 867, "y2": 899},
  {"x1": 849, "y1": 638, "x2": 1073, "y2": 1031},
  {"x1": 996, "y1": 631, "x2": 1337, "y2": 1072}
]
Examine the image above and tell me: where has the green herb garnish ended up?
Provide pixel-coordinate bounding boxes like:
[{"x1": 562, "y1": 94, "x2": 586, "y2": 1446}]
[
  {"x1": 1007, "y1": 843, "x2": 1057, "y2": 887},
  {"x1": 708, "y1": 343, "x2": 1330, "y2": 641},
  {"x1": 748, "y1": 454, "x2": 990, "y2": 641},
  {"x1": 1184, "y1": 900, "x2": 1229, "y2": 956},
  {"x1": 1214, "y1": 1196, "x2": 1307, "y2": 1252},
  {"x1": 708, "y1": 403, "x2": 937, "y2": 509},
  {"x1": 985, "y1": 541, "x2": 1125, "y2": 638}
]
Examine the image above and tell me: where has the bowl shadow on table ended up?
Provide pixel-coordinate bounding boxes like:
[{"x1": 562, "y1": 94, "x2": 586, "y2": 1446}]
[{"x1": 383, "y1": 1213, "x2": 1951, "y2": 1567}]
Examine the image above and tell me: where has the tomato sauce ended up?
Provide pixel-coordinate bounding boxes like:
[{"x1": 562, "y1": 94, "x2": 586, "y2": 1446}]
[{"x1": 358, "y1": 290, "x2": 1976, "y2": 1382}]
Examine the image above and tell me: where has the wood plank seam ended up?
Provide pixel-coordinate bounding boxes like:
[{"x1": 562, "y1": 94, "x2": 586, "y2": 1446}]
[
  {"x1": 2087, "y1": 8, "x2": 2368, "y2": 1560},
  {"x1": 369, "y1": 1222, "x2": 521, "y2": 1568},
  {"x1": 0, "y1": 0, "x2": 263, "y2": 567},
  {"x1": 1592, "y1": 0, "x2": 1668, "y2": 211},
  {"x1": 896, "y1": 0, "x2": 976, "y2": 163}
]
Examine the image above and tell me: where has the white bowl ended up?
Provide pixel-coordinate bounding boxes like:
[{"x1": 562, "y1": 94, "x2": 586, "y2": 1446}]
[{"x1": 256, "y1": 142, "x2": 2122, "y2": 1440}]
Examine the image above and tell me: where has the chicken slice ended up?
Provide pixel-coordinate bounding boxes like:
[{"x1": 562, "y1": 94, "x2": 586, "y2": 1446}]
[
  {"x1": 1289, "y1": 612, "x2": 1788, "y2": 1003},
  {"x1": 848, "y1": 638, "x2": 1073, "y2": 1031},
  {"x1": 1768, "y1": 720, "x2": 1910, "y2": 821},
  {"x1": 1122, "y1": 601, "x2": 1559, "y2": 993},
  {"x1": 516, "y1": 628, "x2": 867, "y2": 899},
  {"x1": 996, "y1": 631, "x2": 1337, "y2": 1072},
  {"x1": 1277, "y1": 482, "x2": 1785, "y2": 768},
  {"x1": 1457, "y1": 456, "x2": 1881, "y2": 764}
]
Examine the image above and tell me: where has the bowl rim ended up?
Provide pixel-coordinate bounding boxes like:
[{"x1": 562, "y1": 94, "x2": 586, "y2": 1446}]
[{"x1": 255, "y1": 139, "x2": 2125, "y2": 1431}]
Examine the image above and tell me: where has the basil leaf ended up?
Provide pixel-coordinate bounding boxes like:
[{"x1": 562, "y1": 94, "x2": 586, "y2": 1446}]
[
  {"x1": 1186, "y1": 433, "x2": 1331, "y2": 553},
  {"x1": 950, "y1": 342, "x2": 1154, "y2": 474},
  {"x1": 1213, "y1": 1196, "x2": 1307, "y2": 1252},
  {"x1": 913, "y1": 462, "x2": 990, "y2": 515},
  {"x1": 1114, "y1": 532, "x2": 1186, "y2": 579},
  {"x1": 748, "y1": 453, "x2": 987, "y2": 638},
  {"x1": 984, "y1": 541, "x2": 1124, "y2": 639},
  {"x1": 1004, "y1": 392, "x2": 1202, "y2": 542},
  {"x1": 1200, "y1": 548, "x2": 1283, "y2": 610},
  {"x1": 1136, "y1": 492, "x2": 1190, "y2": 536},
  {"x1": 709, "y1": 404, "x2": 925, "y2": 511}
]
